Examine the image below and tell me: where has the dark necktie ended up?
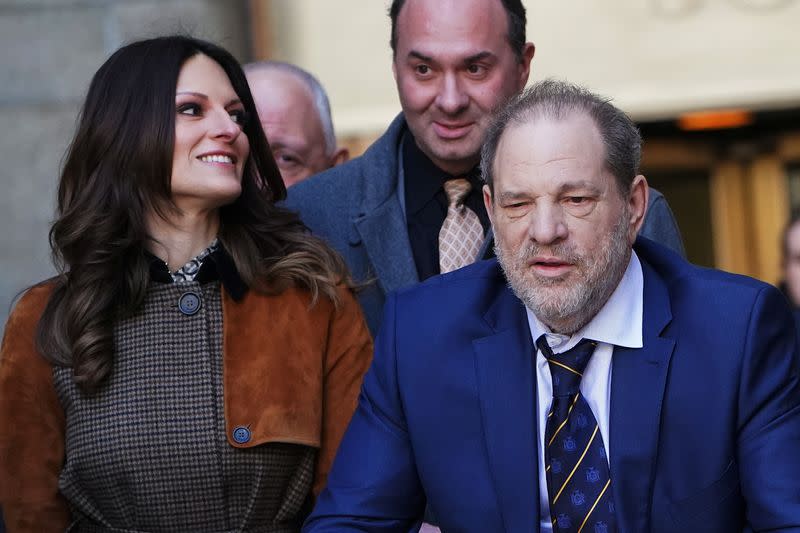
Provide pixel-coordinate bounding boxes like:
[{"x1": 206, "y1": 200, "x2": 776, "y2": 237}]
[{"x1": 536, "y1": 335, "x2": 617, "y2": 533}]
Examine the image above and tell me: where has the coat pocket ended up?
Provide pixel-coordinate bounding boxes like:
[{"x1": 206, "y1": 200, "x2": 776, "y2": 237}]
[{"x1": 667, "y1": 459, "x2": 743, "y2": 528}]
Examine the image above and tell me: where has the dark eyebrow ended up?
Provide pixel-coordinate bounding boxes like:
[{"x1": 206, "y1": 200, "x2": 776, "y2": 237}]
[
  {"x1": 175, "y1": 91, "x2": 242, "y2": 108},
  {"x1": 407, "y1": 50, "x2": 495, "y2": 66},
  {"x1": 176, "y1": 91, "x2": 207, "y2": 100},
  {"x1": 407, "y1": 50, "x2": 433, "y2": 62},
  {"x1": 463, "y1": 51, "x2": 494, "y2": 65}
]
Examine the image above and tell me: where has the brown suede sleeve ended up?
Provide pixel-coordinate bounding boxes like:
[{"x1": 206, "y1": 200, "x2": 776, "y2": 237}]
[
  {"x1": 313, "y1": 286, "x2": 373, "y2": 496},
  {"x1": 0, "y1": 285, "x2": 70, "y2": 531}
]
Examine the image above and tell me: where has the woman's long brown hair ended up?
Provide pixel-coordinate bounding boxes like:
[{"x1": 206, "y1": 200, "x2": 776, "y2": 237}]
[{"x1": 36, "y1": 36, "x2": 351, "y2": 394}]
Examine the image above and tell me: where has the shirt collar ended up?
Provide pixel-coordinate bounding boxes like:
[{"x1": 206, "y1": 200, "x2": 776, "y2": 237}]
[
  {"x1": 402, "y1": 130, "x2": 482, "y2": 215},
  {"x1": 146, "y1": 243, "x2": 248, "y2": 301},
  {"x1": 525, "y1": 251, "x2": 644, "y2": 353}
]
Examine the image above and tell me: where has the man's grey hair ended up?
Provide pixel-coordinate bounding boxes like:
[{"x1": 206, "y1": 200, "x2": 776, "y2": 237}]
[
  {"x1": 244, "y1": 60, "x2": 337, "y2": 156},
  {"x1": 481, "y1": 79, "x2": 642, "y2": 195}
]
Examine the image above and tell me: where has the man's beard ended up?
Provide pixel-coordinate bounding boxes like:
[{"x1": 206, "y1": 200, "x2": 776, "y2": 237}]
[{"x1": 495, "y1": 212, "x2": 632, "y2": 335}]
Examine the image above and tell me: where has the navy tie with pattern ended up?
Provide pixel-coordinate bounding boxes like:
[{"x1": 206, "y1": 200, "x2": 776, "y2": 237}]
[{"x1": 536, "y1": 335, "x2": 617, "y2": 533}]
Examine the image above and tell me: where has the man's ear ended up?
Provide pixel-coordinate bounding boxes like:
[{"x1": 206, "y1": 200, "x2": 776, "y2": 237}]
[
  {"x1": 517, "y1": 42, "x2": 536, "y2": 90},
  {"x1": 330, "y1": 147, "x2": 350, "y2": 167},
  {"x1": 628, "y1": 174, "x2": 649, "y2": 243},
  {"x1": 483, "y1": 184, "x2": 495, "y2": 224}
]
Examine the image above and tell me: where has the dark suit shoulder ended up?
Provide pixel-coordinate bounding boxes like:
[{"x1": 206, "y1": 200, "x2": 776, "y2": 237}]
[
  {"x1": 397, "y1": 259, "x2": 500, "y2": 294},
  {"x1": 636, "y1": 236, "x2": 781, "y2": 315},
  {"x1": 392, "y1": 260, "x2": 508, "y2": 322},
  {"x1": 284, "y1": 114, "x2": 408, "y2": 227},
  {"x1": 285, "y1": 156, "x2": 368, "y2": 210},
  {"x1": 641, "y1": 188, "x2": 686, "y2": 257},
  {"x1": 281, "y1": 154, "x2": 374, "y2": 248}
]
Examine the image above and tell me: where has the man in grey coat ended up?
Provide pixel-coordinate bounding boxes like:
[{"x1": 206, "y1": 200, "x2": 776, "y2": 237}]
[{"x1": 286, "y1": 0, "x2": 684, "y2": 337}]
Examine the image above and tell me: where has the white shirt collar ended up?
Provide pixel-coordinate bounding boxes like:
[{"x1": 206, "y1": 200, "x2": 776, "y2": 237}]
[{"x1": 525, "y1": 251, "x2": 644, "y2": 352}]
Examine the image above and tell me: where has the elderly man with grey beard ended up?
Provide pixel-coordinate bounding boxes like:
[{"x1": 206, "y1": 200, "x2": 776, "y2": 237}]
[{"x1": 303, "y1": 80, "x2": 800, "y2": 533}]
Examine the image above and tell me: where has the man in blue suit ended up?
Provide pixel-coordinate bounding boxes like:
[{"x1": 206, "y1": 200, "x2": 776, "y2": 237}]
[
  {"x1": 304, "y1": 80, "x2": 800, "y2": 532},
  {"x1": 285, "y1": 0, "x2": 685, "y2": 337}
]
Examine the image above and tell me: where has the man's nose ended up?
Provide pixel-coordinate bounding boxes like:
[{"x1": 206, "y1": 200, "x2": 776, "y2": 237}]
[
  {"x1": 527, "y1": 203, "x2": 568, "y2": 245},
  {"x1": 435, "y1": 73, "x2": 469, "y2": 115}
]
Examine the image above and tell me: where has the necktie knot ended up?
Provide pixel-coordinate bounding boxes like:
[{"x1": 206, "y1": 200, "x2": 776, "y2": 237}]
[
  {"x1": 536, "y1": 335, "x2": 596, "y2": 397},
  {"x1": 443, "y1": 178, "x2": 472, "y2": 208}
]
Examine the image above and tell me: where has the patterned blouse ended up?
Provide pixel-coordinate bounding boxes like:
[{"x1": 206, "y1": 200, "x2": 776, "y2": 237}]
[{"x1": 169, "y1": 239, "x2": 220, "y2": 282}]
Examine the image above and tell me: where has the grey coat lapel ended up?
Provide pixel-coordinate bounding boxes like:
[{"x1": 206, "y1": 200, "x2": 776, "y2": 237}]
[
  {"x1": 354, "y1": 200, "x2": 418, "y2": 294},
  {"x1": 353, "y1": 114, "x2": 419, "y2": 295}
]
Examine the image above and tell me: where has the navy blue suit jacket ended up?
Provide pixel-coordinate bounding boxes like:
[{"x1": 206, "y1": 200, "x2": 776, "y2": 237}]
[{"x1": 305, "y1": 238, "x2": 800, "y2": 532}]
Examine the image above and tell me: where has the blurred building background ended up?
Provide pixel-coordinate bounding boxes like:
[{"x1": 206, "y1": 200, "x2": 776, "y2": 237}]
[{"x1": 2, "y1": 0, "x2": 800, "y2": 335}]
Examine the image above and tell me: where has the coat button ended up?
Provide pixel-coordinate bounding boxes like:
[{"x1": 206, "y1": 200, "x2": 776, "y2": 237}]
[
  {"x1": 232, "y1": 426, "x2": 251, "y2": 444},
  {"x1": 178, "y1": 292, "x2": 202, "y2": 315}
]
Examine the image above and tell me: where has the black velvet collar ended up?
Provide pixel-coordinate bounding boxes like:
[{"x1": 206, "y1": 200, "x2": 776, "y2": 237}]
[{"x1": 146, "y1": 245, "x2": 247, "y2": 302}]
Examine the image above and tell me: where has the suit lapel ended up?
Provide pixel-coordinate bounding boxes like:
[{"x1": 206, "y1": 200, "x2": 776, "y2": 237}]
[
  {"x1": 473, "y1": 284, "x2": 540, "y2": 533},
  {"x1": 352, "y1": 116, "x2": 419, "y2": 295},
  {"x1": 354, "y1": 197, "x2": 418, "y2": 295},
  {"x1": 609, "y1": 258, "x2": 675, "y2": 532}
]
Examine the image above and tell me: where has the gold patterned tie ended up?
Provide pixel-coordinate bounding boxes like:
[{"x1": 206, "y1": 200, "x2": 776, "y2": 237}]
[{"x1": 438, "y1": 178, "x2": 485, "y2": 274}]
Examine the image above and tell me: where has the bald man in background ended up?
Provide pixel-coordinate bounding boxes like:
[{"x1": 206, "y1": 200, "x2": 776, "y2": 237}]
[{"x1": 245, "y1": 61, "x2": 349, "y2": 187}]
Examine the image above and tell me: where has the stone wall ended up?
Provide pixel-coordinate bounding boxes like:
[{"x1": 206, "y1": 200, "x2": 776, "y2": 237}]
[{"x1": 0, "y1": 0, "x2": 251, "y2": 336}]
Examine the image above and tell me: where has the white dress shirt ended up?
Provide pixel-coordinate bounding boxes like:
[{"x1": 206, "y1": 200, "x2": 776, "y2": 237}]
[{"x1": 527, "y1": 252, "x2": 644, "y2": 533}]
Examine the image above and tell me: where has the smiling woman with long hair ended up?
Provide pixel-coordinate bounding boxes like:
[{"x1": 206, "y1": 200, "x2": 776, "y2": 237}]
[{"x1": 0, "y1": 36, "x2": 372, "y2": 532}]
